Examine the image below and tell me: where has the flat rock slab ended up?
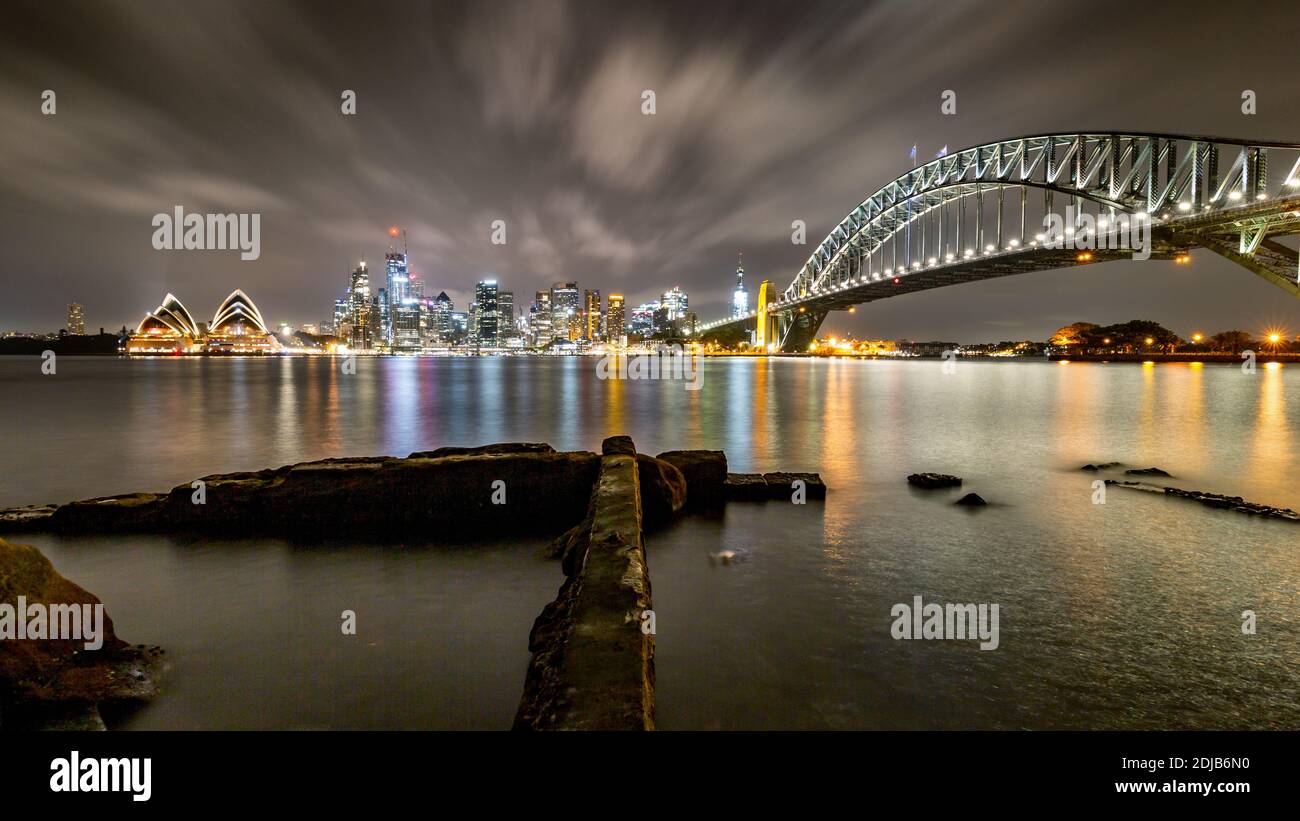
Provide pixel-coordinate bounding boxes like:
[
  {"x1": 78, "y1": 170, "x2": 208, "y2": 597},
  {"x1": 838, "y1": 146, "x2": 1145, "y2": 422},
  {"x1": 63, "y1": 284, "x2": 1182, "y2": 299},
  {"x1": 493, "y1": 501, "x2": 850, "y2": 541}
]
[
  {"x1": 723, "y1": 472, "x2": 826, "y2": 501},
  {"x1": 0, "y1": 449, "x2": 601, "y2": 541},
  {"x1": 763, "y1": 472, "x2": 826, "y2": 500},
  {"x1": 907, "y1": 473, "x2": 963, "y2": 489},
  {"x1": 724, "y1": 473, "x2": 770, "y2": 501}
]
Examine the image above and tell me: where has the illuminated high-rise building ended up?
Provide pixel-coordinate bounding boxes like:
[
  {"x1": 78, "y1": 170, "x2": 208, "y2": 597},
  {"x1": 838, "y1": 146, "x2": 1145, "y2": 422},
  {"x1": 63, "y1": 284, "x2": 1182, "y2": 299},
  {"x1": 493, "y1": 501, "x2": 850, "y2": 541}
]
[
  {"x1": 432, "y1": 291, "x2": 453, "y2": 342},
  {"x1": 392, "y1": 301, "x2": 421, "y2": 352},
  {"x1": 383, "y1": 229, "x2": 409, "y2": 343},
  {"x1": 550, "y1": 281, "x2": 579, "y2": 339},
  {"x1": 66, "y1": 303, "x2": 85, "y2": 335},
  {"x1": 332, "y1": 298, "x2": 348, "y2": 337},
  {"x1": 732, "y1": 253, "x2": 748, "y2": 318},
  {"x1": 607, "y1": 294, "x2": 625, "y2": 343},
  {"x1": 498, "y1": 290, "x2": 515, "y2": 342},
  {"x1": 347, "y1": 262, "x2": 372, "y2": 349},
  {"x1": 474, "y1": 280, "x2": 499, "y2": 345},
  {"x1": 661, "y1": 286, "x2": 688, "y2": 320},
  {"x1": 530, "y1": 290, "x2": 552, "y2": 345},
  {"x1": 584, "y1": 289, "x2": 602, "y2": 341}
]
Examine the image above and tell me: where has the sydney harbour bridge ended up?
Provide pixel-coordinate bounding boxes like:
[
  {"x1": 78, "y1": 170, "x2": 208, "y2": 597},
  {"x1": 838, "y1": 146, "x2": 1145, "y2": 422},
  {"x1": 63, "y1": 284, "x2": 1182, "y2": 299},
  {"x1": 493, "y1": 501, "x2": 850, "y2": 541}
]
[{"x1": 696, "y1": 133, "x2": 1300, "y2": 352}]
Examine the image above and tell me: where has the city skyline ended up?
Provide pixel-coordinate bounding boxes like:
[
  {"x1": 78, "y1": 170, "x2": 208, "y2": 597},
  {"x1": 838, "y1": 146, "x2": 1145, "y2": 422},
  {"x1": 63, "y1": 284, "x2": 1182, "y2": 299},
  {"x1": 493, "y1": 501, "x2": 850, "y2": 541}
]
[{"x1": 5, "y1": 0, "x2": 1300, "y2": 340}]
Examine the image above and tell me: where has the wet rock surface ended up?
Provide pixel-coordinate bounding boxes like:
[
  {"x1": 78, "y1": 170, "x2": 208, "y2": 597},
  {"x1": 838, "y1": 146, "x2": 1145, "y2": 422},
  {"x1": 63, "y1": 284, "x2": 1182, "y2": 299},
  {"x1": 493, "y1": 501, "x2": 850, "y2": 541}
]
[
  {"x1": 0, "y1": 538, "x2": 164, "y2": 730},
  {"x1": 0, "y1": 447, "x2": 601, "y2": 541},
  {"x1": 516, "y1": 435, "x2": 655, "y2": 731},
  {"x1": 656, "y1": 450, "x2": 728, "y2": 507},
  {"x1": 1106, "y1": 481, "x2": 1299, "y2": 522},
  {"x1": 763, "y1": 472, "x2": 827, "y2": 500},
  {"x1": 955, "y1": 492, "x2": 988, "y2": 506},
  {"x1": 724, "y1": 473, "x2": 769, "y2": 501},
  {"x1": 1125, "y1": 467, "x2": 1172, "y2": 477},
  {"x1": 907, "y1": 473, "x2": 963, "y2": 489},
  {"x1": 636, "y1": 454, "x2": 688, "y2": 529}
]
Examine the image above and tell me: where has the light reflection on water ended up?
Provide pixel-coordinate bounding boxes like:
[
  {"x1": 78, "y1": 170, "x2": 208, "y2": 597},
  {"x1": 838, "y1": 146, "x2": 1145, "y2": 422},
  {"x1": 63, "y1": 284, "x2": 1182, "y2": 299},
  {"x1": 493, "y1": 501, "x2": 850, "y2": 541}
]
[{"x1": 1, "y1": 356, "x2": 1296, "y2": 729}]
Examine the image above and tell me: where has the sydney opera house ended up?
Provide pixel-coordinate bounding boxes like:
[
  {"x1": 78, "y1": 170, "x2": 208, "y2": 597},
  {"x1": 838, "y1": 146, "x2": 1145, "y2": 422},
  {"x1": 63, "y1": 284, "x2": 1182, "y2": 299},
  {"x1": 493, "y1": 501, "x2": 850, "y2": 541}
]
[{"x1": 125, "y1": 289, "x2": 279, "y2": 354}]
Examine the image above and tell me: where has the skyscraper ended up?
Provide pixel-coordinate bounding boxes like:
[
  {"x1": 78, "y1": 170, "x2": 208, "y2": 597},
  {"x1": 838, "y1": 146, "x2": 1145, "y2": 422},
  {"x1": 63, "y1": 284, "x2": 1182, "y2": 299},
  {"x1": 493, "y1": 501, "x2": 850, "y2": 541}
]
[
  {"x1": 383, "y1": 230, "x2": 409, "y2": 344},
  {"x1": 348, "y1": 262, "x2": 372, "y2": 349},
  {"x1": 474, "y1": 280, "x2": 499, "y2": 345},
  {"x1": 332, "y1": 297, "x2": 348, "y2": 337},
  {"x1": 432, "y1": 291, "x2": 453, "y2": 342},
  {"x1": 732, "y1": 253, "x2": 749, "y2": 318},
  {"x1": 66, "y1": 303, "x2": 85, "y2": 335},
  {"x1": 661, "y1": 286, "x2": 688, "y2": 320},
  {"x1": 584, "y1": 289, "x2": 602, "y2": 341},
  {"x1": 607, "y1": 294, "x2": 625, "y2": 343},
  {"x1": 530, "y1": 290, "x2": 552, "y2": 345},
  {"x1": 550, "y1": 281, "x2": 579, "y2": 341},
  {"x1": 498, "y1": 290, "x2": 515, "y2": 342}
]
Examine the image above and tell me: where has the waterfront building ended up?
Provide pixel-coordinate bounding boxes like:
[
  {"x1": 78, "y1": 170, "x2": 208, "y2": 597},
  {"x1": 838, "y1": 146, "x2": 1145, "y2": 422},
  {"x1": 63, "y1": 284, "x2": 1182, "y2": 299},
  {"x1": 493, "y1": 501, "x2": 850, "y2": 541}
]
[
  {"x1": 550, "y1": 281, "x2": 579, "y2": 338},
  {"x1": 629, "y1": 301, "x2": 658, "y2": 336},
  {"x1": 584, "y1": 289, "x2": 602, "y2": 341},
  {"x1": 383, "y1": 238, "x2": 409, "y2": 343},
  {"x1": 347, "y1": 262, "x2": 372, "y2": 350},
  {"x1": 530, "y1": 291, "x2": 552, "y2": 345},
  {"x1": 127, "y1": 290, "x2": 276, "y2": 354},
  {"x1": 392, "y1": 300, "x2": 421, "y2": 352},
  {"x1": 607, "y1": 294, "x2": 625, "y2": 344},
  {"x1": 207, "y1": 289, "x2": 275, "y2": 352},
  {"x1": 498, "y1": 290, "x2": 515, "y2": 343},
  {"x1": 66, "y1": 303, "x2": 85, "y2": 335},
  {"x1": 126, "y1": 293, "x2": 202, "y2": 353},
  {"x1": 375, "y1": 289, "x2": 390, "y2": 349},
  {"x1": 449, "y1": 311, "x2": 469, "y2": 342},
  {"x1": 432, "y1": 291, "x2": 453, "y2": 342},
  {"x1": 474, "y1": 280, "x2": 499, "y2": 345}
]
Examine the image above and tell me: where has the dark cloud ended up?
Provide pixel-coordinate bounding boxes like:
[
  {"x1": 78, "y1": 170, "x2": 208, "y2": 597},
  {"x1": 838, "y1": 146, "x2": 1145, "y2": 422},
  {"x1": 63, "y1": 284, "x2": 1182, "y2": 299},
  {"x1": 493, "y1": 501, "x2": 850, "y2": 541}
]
[{"x1": 2, "y1": 0, "x2": 1299, "y2": 340}]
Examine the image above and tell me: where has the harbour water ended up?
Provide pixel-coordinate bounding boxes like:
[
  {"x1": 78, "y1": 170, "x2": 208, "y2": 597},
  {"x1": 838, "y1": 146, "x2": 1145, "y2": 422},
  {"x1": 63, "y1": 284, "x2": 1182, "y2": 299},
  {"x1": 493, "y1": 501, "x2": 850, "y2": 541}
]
[{"x1": 2, "y1": 355, "x2": 1296, "y2": 729}]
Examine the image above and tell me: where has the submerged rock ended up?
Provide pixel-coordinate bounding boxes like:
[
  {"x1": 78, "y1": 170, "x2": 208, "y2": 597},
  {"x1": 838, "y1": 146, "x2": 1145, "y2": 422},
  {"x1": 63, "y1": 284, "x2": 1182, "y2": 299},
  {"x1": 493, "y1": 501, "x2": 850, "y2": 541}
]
[
  {"x1": 0, "y1": 538, "x2": 163, "y2": 730},
  {"x1": 955, "y1": 492, "x2": 988, "y2": 506},
  {"x1": 1079, "y1": 461, "x2": 1123, "y2": 471},
  {"x1": 907, "y1": 473, "x2": 963, "y2": 489},
  {"x1": 763, "y1": 472, "x2": 827, "y2": 500},
  {"x1": 1125, "y1": 467, "x2": 1172, "y2": 477},
  {"x1": 1107, "y1": 483, "x2": 1299, "y2": 522}
]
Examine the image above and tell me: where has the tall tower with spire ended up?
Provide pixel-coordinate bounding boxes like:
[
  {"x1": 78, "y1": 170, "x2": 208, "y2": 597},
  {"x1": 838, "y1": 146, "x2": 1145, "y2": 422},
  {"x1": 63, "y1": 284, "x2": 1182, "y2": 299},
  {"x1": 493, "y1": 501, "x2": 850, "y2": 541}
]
[{"x1": 732, "y1": 251, "x2": 749, "y2": 318}]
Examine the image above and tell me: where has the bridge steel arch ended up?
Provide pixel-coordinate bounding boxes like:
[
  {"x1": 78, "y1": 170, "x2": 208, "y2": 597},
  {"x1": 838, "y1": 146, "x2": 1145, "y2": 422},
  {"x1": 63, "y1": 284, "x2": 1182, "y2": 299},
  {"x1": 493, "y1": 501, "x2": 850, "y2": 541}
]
[{"x1": 699, "y1": 133, "x2": 1300, "y2": 351}]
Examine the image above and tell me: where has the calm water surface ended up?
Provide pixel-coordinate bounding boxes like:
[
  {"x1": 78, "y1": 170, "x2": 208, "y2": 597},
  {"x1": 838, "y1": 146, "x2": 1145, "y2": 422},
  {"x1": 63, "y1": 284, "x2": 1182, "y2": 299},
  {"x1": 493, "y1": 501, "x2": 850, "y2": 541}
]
[{"x1": 1, "y1": 356, "x2": 1296, "y2": 729}]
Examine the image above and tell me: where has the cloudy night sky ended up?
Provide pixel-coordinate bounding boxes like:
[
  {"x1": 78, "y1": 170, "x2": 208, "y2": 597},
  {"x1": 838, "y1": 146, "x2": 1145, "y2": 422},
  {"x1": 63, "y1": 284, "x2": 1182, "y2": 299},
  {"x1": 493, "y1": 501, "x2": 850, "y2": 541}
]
[{"x1": 3, "y1": 0, "x2": 1300, "y2": 340}]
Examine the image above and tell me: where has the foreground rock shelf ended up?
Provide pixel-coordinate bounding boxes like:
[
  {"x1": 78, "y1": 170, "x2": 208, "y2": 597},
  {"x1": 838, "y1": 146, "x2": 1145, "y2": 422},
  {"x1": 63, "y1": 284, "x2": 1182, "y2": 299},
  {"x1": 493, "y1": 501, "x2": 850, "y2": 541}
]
[{"x1": 0, "y1": 440, "x2": 827, "y2": 731}]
